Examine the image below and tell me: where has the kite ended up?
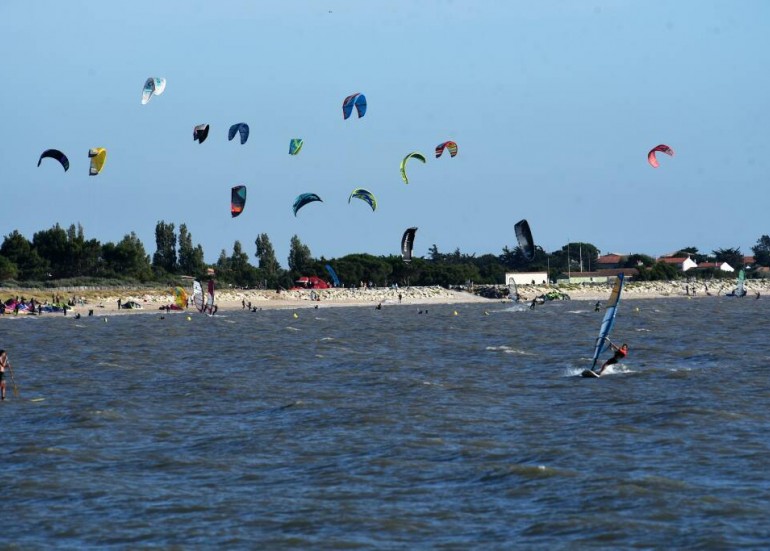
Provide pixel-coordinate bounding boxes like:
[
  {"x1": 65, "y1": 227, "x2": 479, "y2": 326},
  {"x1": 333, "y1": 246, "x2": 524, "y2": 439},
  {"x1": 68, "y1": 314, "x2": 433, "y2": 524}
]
[
  {"x1": 348, "y1": 188, "x2": 377, "y2": 212},
  {"x1": 37, "y1": 149, "x2": 69, "y2": 171},
  {"x1": 435, "y1": 141, "x2": 458, "y2": 158},
  {"x1": 228, "y1": 123, "x2": 249, "y2": 144},
  {"x1": 289, "y1": 138, "x2": 304, "y2": 155},
  {"x1": 141, "y1": 77, "x2": 166, "y2": 105},
  {"x1": 514, "y1": 219, "x2": 535, "y2": 262},
  {"x1": 194, "y1": 124, "x2": 210, "y2": 144},
  {"x1": 88, "y1": 148, "x2": 107, "y2": 176},
  {"x1": 342, "y1": 93, "x2": 367, "y2": 119},
  {"x1": 231, "y1": 185, "x2": 247, "y2": 218},
  {"x1": 400, "y1": 152, "x2": 427, "y2": 184},
  {"x1": 647, "y1": 144, "x2": 674, "y2": 168},
  {"x1": 401, "y1": 227, "x2": 418, "y2": 263},
  {"x1": 293, "y1": 193, "x2": 322, "y2": 216}
]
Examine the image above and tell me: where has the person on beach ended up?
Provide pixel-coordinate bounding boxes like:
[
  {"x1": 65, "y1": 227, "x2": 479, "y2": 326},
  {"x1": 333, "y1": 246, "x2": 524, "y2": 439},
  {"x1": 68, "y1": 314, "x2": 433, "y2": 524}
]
[
  {"x1": 598, "y1": 341, "x2": 628, "y2": 375},
  {"x1": 0, "y1": 350, "x2": 8, "y2": 400}
]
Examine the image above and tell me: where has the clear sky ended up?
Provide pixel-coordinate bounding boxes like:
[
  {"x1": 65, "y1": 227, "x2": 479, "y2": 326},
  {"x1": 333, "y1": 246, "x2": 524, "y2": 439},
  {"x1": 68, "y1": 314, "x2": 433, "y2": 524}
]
[{"x1": 2, "y1": 1, "x2": 769, "y2": 266}]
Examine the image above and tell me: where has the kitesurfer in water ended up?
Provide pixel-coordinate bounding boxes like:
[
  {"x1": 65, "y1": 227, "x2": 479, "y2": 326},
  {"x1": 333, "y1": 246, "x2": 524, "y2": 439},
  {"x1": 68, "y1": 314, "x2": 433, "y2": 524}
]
[
  {"x1": 598, "y1": 341, "x2": 628, "y2": 375},
  {"x1": 594, "y1": 301, "x2": 601, "y2": 312}
]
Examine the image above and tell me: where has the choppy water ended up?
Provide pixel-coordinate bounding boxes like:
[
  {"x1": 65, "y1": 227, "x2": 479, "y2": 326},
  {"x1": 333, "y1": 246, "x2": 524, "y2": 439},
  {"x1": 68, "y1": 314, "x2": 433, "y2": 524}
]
[{"x1": 2, "y1": 297, "x2": 769, "y2": 548}]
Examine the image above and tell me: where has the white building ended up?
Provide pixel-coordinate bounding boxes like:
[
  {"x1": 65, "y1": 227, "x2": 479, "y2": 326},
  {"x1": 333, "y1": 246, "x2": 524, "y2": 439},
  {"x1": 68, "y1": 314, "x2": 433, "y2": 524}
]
[{"x1": 506, "y1": 272, "x2": 549, "y2": 286}]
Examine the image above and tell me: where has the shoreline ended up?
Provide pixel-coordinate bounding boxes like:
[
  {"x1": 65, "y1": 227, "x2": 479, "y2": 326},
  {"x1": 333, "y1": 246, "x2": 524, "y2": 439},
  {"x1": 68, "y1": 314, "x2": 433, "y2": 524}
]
[{"x1": 2, "y1": 280, "x2": 764, "y2": 317}]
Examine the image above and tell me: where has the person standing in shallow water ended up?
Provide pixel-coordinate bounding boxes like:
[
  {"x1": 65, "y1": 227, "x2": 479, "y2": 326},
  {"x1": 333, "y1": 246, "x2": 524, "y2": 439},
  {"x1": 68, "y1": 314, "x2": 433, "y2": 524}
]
[{"x1": 0, "y1": 350, "x2": 8, "y2": 400}]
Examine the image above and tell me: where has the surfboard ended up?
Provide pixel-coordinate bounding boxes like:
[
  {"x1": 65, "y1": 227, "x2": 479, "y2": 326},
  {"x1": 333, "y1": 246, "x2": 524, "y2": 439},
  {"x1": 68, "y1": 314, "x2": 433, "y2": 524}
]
[{"x1": 581, "y1": 369, "x2": 600, "y2": 378}]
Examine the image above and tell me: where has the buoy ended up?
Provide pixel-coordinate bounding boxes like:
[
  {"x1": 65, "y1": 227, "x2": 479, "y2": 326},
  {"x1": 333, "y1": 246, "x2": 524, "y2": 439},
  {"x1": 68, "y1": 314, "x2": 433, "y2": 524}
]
[
  {"x1": 186, "y1": 316, "x2": 192, "y2": 321},
  {"x1": 453, "y1": 310, "x2": 458, "y2": 316},
  {"x1": 293, "y1": 312, "x2": 298, "y2": 319},
  {"x1": 103, "y1": 317, "x2": 108, "y2": 322}
]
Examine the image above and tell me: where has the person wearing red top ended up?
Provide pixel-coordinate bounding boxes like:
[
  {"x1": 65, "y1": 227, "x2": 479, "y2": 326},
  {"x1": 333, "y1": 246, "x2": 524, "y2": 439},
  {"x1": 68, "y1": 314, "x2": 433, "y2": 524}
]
[{"x1": 598, "y1": 342, "x2": 628, "y2": 375}]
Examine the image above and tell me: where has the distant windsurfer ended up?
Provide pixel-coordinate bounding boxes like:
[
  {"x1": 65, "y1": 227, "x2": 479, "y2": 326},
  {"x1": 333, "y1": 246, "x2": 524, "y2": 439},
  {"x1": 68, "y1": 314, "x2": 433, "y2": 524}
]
[
  {"x1": 0, "y1": 350, "x2": 8, "y2": 400},
  {"x1": 597, "y1": 341, "x2": 628, "y2": 375}
]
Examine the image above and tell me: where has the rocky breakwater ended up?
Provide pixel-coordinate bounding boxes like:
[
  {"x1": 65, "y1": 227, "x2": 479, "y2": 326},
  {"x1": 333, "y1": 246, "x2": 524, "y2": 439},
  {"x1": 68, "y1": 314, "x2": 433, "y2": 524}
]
[{"x1": 279, "y1": 286, "x2": 487, "y2": 305}]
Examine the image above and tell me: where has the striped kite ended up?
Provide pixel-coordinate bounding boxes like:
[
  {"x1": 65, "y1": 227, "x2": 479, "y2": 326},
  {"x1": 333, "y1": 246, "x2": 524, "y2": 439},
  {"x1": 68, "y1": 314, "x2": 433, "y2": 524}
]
[{"x1": 435, "y1": 141, "x2": 458, "y2": 158}]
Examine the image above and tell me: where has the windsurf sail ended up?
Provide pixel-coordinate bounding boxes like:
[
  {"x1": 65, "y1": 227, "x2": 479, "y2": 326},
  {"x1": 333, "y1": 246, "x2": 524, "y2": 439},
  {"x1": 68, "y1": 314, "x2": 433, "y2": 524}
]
[
  {"x1": 507, "y1": 276, "x2": 519, "y2": 302},
  {"x1": 735, "y1": 269, "x2": 746, "y2": 297},
  {"x1": 206, "y1": 279, "x2": 215, "y2": 314},
  {"x1": 590, "y1": 273, "x2": 625, "y2": 371},
  {"x1": 192, "y1": 280, "x2": 204, "y2": 312}
]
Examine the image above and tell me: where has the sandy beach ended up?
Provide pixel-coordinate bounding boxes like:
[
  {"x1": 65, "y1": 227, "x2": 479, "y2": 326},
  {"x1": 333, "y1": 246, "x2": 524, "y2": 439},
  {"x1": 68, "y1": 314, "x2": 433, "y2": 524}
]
[{"x1": 3, "y1": 279, "x2": 765, "y2": 317}]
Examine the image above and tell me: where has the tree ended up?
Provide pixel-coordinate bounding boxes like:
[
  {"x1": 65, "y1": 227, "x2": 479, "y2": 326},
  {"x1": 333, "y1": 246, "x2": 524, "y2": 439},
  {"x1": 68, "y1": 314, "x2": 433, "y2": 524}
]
[
  {"x1": 0, "y1": 255, "x2": 18, "y2": 280},
  {"x1": 288, "y1": 235, "x2": 312, "y2": 273},
  {"x1": 713, "y1": 247, "x2": 743, "y2": 271},
  {"x1": 0, "y1": 230, "x2": 49, "y2": 281},
  {"x1": 622, "y1": 254, "x2": 655, "y2": 268},
  {"x1": 673, "y1": 246, "x2": 708, "y2": 263},
  {"x1": 228, "y1": 240, "x2": 259, "y2": 287},
  {"x1": 178, "y1": 223, "x2": 206, "y2": 277},
  {"x1": 32, "y1": 224, "x2": 69, "y2": 278},
  {"x1": 255, "y1": 233, "x2": 281, "y2": 288},
  {"x1": 751, "y1": 235, "x2": 770, "y2": 267},
  {"x1": 215, "y1": 249, "x2": 231, "y2": 283},
  {"x1": 102, "y1": 232, "x2": 152, "y2": 281},
  {"x1": 152, "y1": 221, "x2": 177, "y2": 275}
]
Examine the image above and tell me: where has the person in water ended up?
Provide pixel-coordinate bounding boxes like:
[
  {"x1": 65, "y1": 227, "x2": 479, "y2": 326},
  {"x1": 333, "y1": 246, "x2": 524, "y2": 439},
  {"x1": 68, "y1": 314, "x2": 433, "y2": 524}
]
[
  {"x1": 598, "y1": 342, "x2": 628, "y2": 375},
  {"x1": 0, "y1": 350, "x2": 7, "y2": 400}
]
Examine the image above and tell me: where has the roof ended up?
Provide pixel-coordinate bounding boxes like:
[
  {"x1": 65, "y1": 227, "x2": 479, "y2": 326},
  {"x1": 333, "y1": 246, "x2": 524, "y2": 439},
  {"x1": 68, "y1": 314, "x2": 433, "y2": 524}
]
[
  {"x1": 658, "y1": 257, "x2": 688, "y2": 264},
  {"x1": 597, "y1": 254, "x2": 624, "y2": 264}
]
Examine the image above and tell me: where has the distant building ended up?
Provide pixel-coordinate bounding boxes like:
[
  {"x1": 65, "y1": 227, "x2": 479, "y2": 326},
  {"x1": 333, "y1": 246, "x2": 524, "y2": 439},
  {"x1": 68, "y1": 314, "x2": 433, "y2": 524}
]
[
  {"x1": 506, "y1": 272, "x2": 548, "y2": 286},
  {"x1": 556, "y1": 268, "x2": 638, "y2": 284},
  {"x1": 657, "y1": 255, "x2": 698, "y2": 272},
  {"x1": 693, "y1": 261, "x2": 734, "y2": 273}
]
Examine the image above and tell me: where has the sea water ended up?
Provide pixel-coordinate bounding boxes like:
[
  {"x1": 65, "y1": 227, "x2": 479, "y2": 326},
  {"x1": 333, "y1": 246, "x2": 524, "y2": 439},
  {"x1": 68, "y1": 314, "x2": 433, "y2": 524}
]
[{"x1": 1, "y1": 297, "x2": 769, "y2": 548}]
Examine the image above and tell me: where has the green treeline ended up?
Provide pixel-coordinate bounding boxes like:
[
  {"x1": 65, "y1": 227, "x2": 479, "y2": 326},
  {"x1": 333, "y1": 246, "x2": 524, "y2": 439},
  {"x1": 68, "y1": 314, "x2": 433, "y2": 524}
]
[{"x1": 0, "y1": 222, "x2": 768, "y2": 288}]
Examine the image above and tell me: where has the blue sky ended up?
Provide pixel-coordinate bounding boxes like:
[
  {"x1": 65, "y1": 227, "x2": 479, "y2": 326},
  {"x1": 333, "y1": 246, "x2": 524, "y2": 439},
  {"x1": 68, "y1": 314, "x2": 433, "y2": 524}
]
[{"x1": 2, "y1": 1, "x2": 769, "y2": 266}]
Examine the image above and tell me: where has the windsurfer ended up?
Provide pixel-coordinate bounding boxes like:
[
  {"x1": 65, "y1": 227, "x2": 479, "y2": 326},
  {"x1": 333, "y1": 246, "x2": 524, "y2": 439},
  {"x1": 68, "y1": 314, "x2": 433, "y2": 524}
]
[
  {"x1": 0, "y1": 350, "x2": 7, "y2": 400},
  {"x1": 598, "y1": 341, "x2": 628, "y2": 375}
]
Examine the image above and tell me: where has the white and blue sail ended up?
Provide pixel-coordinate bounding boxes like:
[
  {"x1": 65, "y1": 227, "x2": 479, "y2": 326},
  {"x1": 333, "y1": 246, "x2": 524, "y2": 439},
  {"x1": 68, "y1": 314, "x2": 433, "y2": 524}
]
[{"x1": 590, "y1": 273, "x2": 625, "y2": 371}]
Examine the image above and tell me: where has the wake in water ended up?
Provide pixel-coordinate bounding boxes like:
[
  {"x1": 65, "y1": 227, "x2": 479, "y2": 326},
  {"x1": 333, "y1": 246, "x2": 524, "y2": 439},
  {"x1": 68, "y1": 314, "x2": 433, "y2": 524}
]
[
  {"x1": 486, "y1": 345, "x2": 535, "y2": 356},
  {"x1": 562, "y1": 363, "x2": 634, "y2": 377}
]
